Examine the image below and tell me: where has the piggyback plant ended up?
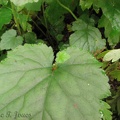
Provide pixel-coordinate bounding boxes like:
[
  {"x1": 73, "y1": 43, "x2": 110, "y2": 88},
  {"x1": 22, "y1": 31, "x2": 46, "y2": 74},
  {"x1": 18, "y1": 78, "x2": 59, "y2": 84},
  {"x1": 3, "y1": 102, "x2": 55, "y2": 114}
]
[{"x1": 0, "y1": 0, "x2": 120, "y2": 119}]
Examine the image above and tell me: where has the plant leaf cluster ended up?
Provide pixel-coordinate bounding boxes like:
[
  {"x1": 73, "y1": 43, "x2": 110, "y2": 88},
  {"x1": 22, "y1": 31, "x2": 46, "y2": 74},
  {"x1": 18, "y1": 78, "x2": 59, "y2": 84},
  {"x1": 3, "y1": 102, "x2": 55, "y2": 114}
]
[{"x1": 0, "y1": 0, "x2": 120, "y2": 119}]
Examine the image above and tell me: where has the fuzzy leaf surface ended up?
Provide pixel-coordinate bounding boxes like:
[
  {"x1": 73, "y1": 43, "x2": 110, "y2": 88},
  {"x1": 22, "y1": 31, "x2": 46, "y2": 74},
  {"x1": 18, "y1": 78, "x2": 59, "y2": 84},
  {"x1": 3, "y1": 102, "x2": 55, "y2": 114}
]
[
  {"x1": 0, "y1": 29, "x2": 23, "y2": 50},
  {"x1": 0, "y1": 44, "x2": 110, "y2": 120},
  {"x1": 70, "y1": 20, "x2": 105, "y2": 52},
  {"x1": 0, "y1": 7, "x2": 12, "y2": 30}
]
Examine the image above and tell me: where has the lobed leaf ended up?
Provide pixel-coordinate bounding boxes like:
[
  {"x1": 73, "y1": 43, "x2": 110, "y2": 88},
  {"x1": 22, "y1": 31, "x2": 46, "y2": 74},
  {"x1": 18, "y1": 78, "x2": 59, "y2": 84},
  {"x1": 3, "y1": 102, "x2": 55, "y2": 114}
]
[
  {"x1": 70, "y1": 19, "x2": 106, "y2": 53},
  {"x1": 99, "y1": 0, "x2": 120, "y2": 32},
  {"x1": 0, "y1": 29, "x2": 23, "y2": 50},
  {"x1": 98, "y1": 15, "x2": 120, "y2": 46},
  {"x1": 0, "y1": 44, "x2": 111, "y2": 120}
]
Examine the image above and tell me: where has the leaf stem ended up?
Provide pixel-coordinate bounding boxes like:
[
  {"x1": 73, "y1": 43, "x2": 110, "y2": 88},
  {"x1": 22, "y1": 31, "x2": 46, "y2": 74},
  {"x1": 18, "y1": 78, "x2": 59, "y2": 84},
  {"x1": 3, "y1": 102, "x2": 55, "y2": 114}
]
[
  {"x1": 10, "y1": 2, "x2": 21, "y2": 35},
  {"x1": 41, "y1": 3, "x2": 55, "y2": 47},
  {"x1": 42, "y1": 2, "x2": 48, "y2": 30},
  {"x1": 56, "y1": 0, "x2": 78, "y2": 21},
  {"x1": 32, "y1": 20, "x2": 46, "y2": 36}
]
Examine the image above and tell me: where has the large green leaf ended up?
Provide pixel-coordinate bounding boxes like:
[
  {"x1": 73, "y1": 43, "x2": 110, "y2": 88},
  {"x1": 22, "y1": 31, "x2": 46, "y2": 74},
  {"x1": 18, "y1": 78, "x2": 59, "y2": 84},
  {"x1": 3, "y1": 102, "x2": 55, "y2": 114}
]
[
  {"x1": 0, "y1": 29, "x2": 23, "y2": 50},
  {"x1": 0, "y1": 44, "x2": 111, "y2": 120},
  {"x1": 10, "y1": 0, "x2": 39, "y2": 6},
  {"x1": 69, "y1": 19, "x2": 105, "y2": 53},
  {"x1": 0, "y1": 7, "x2": 12, "y2": 30}
]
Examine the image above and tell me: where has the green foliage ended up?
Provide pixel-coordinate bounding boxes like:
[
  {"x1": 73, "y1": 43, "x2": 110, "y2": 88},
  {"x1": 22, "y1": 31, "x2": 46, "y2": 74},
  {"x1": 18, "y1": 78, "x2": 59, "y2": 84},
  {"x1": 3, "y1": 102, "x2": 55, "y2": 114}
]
[
  {"x1": 1, "y1": 0, "x2": 120, "y2": 119},
  {"x1": 16, "y1": 14, "x2": 31, "y2": 32},
  {"x1": 0, "y1": 7, "x2": 12, "y2": 30},
  {"x1": 55, "y1": 50, "x2": 70, "y2": 63},
  {"x1": 0, "y1": 44, "x2": 111, "y2": 120},
  {"x1": 80, "y1": 0, "x2": 94, "y2": 10},
  {"x1": 70, "y1": 19, "x2": 105, "y2": 53},
  {"x1": 108, "y1": 88, "x2": 120, "y2": 118},
  {"x1": 24, "y1": 32, "x2": 37, "y2": 44},
  {"x1": 98, "y1": 15, "x2": 120, "y2": 46},
  {"x1": 0, "y1": 0, "x2": 8, "y2": 5},
  {"x1": 110, "y1": 70, "x2": 120, "y2": 81},
  {"x1": 103, "y1": 49, "x2": 120, "y2": 62},
  {"x1": 25, "y1": 0, "x2": 43, "y2": 11},
  {"x1": 0, "y1": 29, "x2": 23, "y2": 50},
  {"x1": 99, "y1": 0, "x2": 120, "y2": 32},
  {"x1": 45, "y1": 0, "x2": 76, "y2": 24}
]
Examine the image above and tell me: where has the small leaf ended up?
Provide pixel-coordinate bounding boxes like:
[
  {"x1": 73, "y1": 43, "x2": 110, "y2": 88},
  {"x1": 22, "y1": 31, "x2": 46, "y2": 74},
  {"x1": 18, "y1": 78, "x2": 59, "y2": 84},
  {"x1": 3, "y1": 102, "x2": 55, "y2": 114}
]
[
  {"x1": 79, "y1": 0, "x2": 99, "y2": 13},
  {"x1": 0, "y1": 7, "x2": 12, "y2": 30},
  {"x1": 96, "y1": 50, "x2": 110, "y2": 59},
  {"x1": 17, "y1": 14, "x2": 31, "y2": 32},
  {"x1": 24, "y1": 32, "x2": 37, "y2": 44},
  {"x1": 0, "y1": 29, "x2": 23, "y2": 50},
  {"x1": 80, "y1": 0, "x2": 94, "y2": 10},
  {"x1": 100, "y1": 101, "x2": 112, "y2": 120},
  {"x1": 55, "y1": 51, "x2": 70, "y2": 63},
  {"x1": 70, "y1": 19, "x2": 105, "y2": 53},
  {"x1": 110, "y1": 70, "x2": 120, "y2": 81},
  {"x1": 103, "y1": 49, "x2": 120, "y2": 62}
]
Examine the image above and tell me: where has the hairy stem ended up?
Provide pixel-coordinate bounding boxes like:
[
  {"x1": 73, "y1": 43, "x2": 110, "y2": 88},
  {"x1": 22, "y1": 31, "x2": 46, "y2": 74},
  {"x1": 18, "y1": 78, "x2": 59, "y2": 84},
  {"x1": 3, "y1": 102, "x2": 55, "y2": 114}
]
[{"x1": 56, "y1": 0, "x2": 78, "y2": 21}]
